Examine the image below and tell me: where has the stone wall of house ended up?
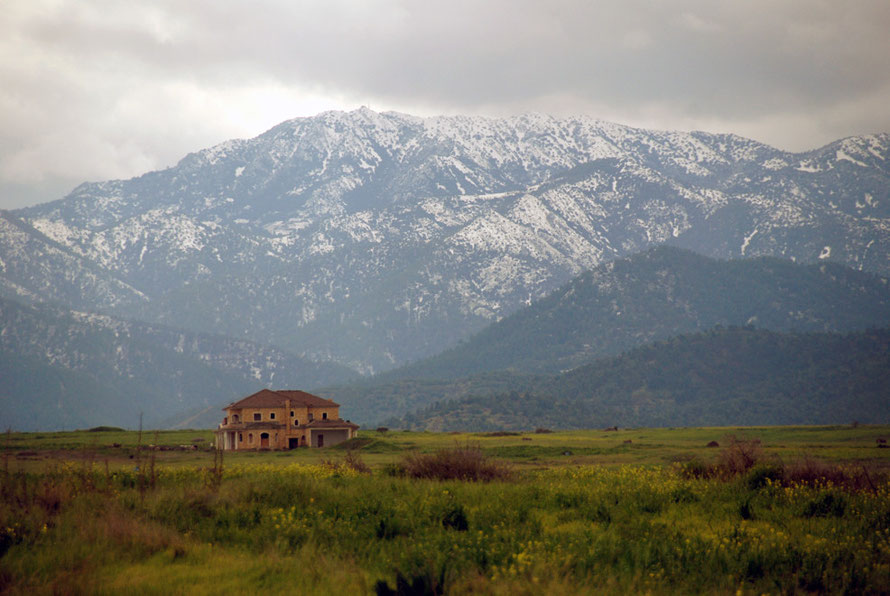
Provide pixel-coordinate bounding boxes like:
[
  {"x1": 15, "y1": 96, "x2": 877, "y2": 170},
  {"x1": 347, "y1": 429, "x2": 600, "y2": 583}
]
[
  {"x1": 310, "y1": 428, "x2": 351, "y2": 448},
  {"x1": 218, "y1": 402, "x2": 348, "y2": 450}
]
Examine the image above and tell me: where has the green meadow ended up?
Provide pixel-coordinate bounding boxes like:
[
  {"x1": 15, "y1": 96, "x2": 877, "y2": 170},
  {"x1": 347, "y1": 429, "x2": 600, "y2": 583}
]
[{"x1": 1, "y1": 425, "x2": 889, "y2": 594}]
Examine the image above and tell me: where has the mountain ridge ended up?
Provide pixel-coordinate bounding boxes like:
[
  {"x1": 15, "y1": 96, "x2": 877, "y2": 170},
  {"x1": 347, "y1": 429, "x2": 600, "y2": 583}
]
[{"x1": 4, "y1": 109, "x2": 889, "y2": 375}]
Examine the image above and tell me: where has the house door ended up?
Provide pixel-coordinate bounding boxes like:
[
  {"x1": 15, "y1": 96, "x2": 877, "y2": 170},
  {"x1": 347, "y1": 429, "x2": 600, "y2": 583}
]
[
  {"x1": 288, "y1": 438, "x2": 299, "y2": 449},
  {"x1": 260, "y1": 432, "x2": 270, "y2": 448},
  {"x1": 317, "y1": 434, "x2": 324, "y2": 448}
]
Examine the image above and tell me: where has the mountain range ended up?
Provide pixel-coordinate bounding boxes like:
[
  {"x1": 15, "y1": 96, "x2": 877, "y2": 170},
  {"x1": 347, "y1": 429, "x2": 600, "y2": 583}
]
[
  {"x1": 1, "y1": 108, "x2": 888, "y2": 430},
  {"x1": 4, "y1": 109, "x2": 889, "y2": 376}
]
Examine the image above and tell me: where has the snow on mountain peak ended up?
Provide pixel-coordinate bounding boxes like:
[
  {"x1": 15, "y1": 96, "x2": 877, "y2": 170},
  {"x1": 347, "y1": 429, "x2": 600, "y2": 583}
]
[{"x1": 7, "y1": 109, "x2": 889, "y2": 372}]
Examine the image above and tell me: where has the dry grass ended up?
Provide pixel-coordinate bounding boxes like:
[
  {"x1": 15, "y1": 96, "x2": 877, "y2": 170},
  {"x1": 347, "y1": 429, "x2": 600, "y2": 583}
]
[
  {"x1": 677, "y1": 439, "x2": 887, "y2": 493},
  {"x1": 401, "y1": 446, "x2": 512, "y2": 481},
  {"x1": 784, "y1": 456, "x2": 885, "y2": 491}
]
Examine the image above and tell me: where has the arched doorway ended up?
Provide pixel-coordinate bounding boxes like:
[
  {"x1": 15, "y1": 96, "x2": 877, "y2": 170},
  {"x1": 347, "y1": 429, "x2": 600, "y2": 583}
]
[{"x1": 260, "y1": 432, "x2": 270, "y2": 448}]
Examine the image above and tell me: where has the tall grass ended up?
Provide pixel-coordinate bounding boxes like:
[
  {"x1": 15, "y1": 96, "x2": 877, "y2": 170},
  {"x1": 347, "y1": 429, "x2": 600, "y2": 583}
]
[{"x1": 1, "y1": 432, "x2": 889, "y2": 594}]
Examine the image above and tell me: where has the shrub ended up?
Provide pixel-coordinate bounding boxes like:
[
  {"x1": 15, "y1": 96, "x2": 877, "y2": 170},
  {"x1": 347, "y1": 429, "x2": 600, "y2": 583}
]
[
  {"x1": 785, "y1": 458, "x2": 886, "y2": 492},
  {"x1": 746, "y1": 463, "x2": 784, "y2": 490},
  {"x1": 322, "y1": 451, "x2": 370, "y2": 474},
  {"x1": 670, "y1": 486, "x2": 699, "y2": 504},
  {"x1": 375, "y1": 567, "x2": 447, "y2": 596},
  {"x1": 716, "y1": 436, "x2": 762, "y2": 477},
  {"x1": 802, "y1": 492, "x2": 847, "y2": 518},
  {"x1": 343, "y1": 451, "x2": 370, "y2": 474},
  {"x1": 585, "y1": 503, "x2": 613, "y2": 523},
  {"x1": 677, "y1": 458, "x2": 715, "y2": 479},
  {"x1": 375, "y1": 517, "x2": 408, "y2": 540},
  {"x1": 401, "y1": 447, "x2": 511, "y2": 482},
  {"x1": 441, "y1": 505, "x2": 469, "y2": 531},
  {"x1": 739, "y1": 498, "x2": 754, "y2": 520},
  {"x1": 785, "y1": 457, "x2": 844, "y2": 486},
  {"x1": 381, "y1": 462, "x2": 406, "y2": 477}
]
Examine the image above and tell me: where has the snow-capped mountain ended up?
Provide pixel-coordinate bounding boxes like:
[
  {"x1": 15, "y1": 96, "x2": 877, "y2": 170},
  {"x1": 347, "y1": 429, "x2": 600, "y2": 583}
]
[{"x1": 5, "y1": 108, "x2": 889, "y2": 373}]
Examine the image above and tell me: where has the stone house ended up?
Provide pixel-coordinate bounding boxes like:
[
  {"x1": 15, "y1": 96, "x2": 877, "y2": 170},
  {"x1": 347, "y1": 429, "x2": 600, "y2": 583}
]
[{"x1": 215, "y1": 389, "x2": 359, "y2": 450}]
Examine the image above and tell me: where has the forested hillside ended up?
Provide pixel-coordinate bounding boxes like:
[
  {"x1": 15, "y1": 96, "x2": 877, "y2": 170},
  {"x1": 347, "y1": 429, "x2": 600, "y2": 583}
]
[{"x1": 391, "y1": 327, "x2": 890, "y2": 431}]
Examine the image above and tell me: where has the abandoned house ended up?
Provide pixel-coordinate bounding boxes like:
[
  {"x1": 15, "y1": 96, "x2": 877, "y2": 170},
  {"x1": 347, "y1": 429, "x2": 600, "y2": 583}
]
[{"x1": 215, "y1": 389, "x2": 359, "y2": 450}]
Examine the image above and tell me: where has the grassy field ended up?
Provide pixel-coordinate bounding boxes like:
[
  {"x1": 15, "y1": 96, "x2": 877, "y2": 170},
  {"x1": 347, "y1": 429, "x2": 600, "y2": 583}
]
[{"x1": 1, "y1": 425, "x2": 889, "y2": 594}]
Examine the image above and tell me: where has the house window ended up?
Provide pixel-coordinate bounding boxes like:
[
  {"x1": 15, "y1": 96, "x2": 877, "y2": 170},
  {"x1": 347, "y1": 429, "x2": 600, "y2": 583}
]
[
  {"x1": 248, "y1": 433, "x2": 253, "y2": 443},
  {"x1": 308, "y1": 413, "x2": 314, "y2": 421},
  {"x1": 270, "y1": 412, "x2": 276, "y2": 420},
  {"x1": 293, "y1": 420, "x2": 299, "y2": 427},
  {"x1": 238, "y1": 433, "x2": 243, "y2": 442},
  {"x1": 290, "y1": 410, "x2": 294, "y2": 417},
  {"x1": 253, "y1": 413, "x2": 261, "y2": 421},
  {"x1": 322, "y1": 412, "x2": 328, "y2": 420},
  {"x1": 233, "y1": 414, "x2": 240, "y2": 423}
]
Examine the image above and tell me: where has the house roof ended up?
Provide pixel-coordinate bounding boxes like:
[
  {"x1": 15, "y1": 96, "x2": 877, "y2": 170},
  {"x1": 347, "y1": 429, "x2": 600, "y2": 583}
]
[
  {"x1": 276, "y1": 390, "x2": 339, "y2": 407},
  {"x1": 224, "y1": 389, "x2": 339, "y2": 410}
]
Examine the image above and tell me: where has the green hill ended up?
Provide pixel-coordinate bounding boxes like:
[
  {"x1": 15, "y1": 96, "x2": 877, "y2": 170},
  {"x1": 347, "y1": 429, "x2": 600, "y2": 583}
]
[{"x1": 392, "y1": 327, "x2": 890, "y2": 431}]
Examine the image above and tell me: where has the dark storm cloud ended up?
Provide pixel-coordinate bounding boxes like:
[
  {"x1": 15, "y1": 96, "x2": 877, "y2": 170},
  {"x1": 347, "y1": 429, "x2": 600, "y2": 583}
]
[
  {"x1": 2, "y1": 0, "x2": 889, "y2": 208},
  {"x1": 130, "y1": 0, "x2": 889, "y2": 120}
]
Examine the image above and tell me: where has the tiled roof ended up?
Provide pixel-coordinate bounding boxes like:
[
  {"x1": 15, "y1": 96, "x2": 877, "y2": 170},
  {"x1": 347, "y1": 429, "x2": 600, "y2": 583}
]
[
  {"x1": 225, "y1": 389, "x2": 339, "y2": 410},
  {"x1": 276, "y1": 390, "x2": 339, "y2": 407}
]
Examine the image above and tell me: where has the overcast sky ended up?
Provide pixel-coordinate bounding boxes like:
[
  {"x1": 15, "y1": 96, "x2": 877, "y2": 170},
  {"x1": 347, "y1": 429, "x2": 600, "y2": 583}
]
[{"x1": 2, "y1": 0, "x2": 889, "y2": 210}]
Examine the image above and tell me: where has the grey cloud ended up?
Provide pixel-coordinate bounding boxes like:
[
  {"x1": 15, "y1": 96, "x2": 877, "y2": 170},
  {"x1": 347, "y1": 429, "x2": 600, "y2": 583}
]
[
  {"x1": 187, "y1": 1, "x2": 890, "y2": 114},
  {"x1": 28, "y1": 1, "x2": 890, "y2": 115},
  {"x1": 2, "y1": 0, "x2": 889, "y2": 208}
]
